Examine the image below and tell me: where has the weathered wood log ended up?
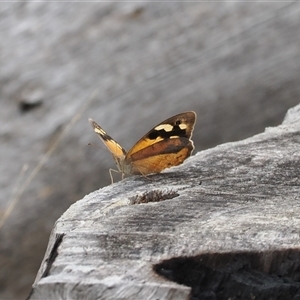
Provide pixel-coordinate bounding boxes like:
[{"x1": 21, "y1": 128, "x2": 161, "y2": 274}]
[{"x1": 28, "y1": 104, "x2": 300, "y2": 300}]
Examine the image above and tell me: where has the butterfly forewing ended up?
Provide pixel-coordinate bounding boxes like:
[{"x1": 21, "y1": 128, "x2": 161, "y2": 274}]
[
  {"x1": 126, "y1": 112, "x2": 196, "y2": 157},
  {"x1": 88, "y1": 118, "x2": 126, "y2": 159}
]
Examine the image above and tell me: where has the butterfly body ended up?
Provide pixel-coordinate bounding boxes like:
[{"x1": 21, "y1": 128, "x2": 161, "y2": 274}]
[{"x1": 89, "y1": 111, "x2": 196, "y2": 181}]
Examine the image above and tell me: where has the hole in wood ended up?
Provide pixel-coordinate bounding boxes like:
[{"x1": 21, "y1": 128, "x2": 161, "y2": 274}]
[
  {"x1": 129, "y1": 190, "x2": 179, "y2": 204},
  {"x1": 153, "y1": 250, "x2": 300, "y2": 300}
]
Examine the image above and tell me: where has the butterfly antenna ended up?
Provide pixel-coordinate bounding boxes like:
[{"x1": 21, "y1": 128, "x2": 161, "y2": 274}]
[{"x1": 88, "y1": 142, "x2": 104, "y2": 149}]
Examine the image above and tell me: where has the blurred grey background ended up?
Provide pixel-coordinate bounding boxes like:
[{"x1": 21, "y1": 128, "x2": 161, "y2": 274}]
[{"x1": 1, "y1": 2, "x2": 300, "y2": 299}]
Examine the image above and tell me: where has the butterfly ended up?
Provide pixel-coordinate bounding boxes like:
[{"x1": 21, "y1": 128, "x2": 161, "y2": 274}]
[{"x1": 89, "y1": 111, "x2": 196, "y2": 182}]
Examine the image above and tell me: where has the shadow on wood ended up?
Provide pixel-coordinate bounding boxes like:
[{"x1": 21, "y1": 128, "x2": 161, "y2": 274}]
[{"x1": 154, "y1": 250, "x2": 300, "y2": 299}]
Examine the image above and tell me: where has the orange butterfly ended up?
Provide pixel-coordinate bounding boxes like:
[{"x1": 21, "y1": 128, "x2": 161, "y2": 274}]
[{"x1": 89, "y1": 111, "x2": 196, "y2": 182}]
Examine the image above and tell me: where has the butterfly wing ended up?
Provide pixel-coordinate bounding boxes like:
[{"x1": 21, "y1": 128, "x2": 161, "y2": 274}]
[
  {"x1": 126, "y1": 111, "x2": 196, "y2": 174},
  {"x1": 89, "y1": 118, "x2": 126, "y2": 171}
]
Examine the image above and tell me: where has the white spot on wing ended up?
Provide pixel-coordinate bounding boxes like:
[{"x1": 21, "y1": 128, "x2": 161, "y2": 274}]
[
  {"x1": 95, "y1": 128, "x2": 106, "y2": 135},
  {"x1": 154, "y1": 124, "x2": 173, "y2": 132}
]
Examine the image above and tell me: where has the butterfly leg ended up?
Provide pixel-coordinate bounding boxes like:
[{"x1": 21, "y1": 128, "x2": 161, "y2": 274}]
[
  {"x1": 134, "y1": 167, "x2": 152, "y2": 180},
  {"x1": 141, "y1": 173, "x2": 152, "y2": 180},
  {"x1": 109, "y1": 168, "x2": 124, "y2": 184}
]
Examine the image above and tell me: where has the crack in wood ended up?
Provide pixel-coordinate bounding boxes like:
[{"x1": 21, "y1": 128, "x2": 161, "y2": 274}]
[{"x1": 41, "y1": 233, "x2": 65, "y2": 278}]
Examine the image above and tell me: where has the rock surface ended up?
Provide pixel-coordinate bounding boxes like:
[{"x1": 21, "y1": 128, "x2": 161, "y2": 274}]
[
  {"x1": 29, "y1": 103, "x2": 300, "y2": 299},
  {"x1": 1, "y1": 3, "x2": 300, "y2": 299}
]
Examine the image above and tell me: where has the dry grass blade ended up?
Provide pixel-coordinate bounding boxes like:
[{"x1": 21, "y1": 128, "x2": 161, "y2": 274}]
[{"x1": 0, "y1": 89, "x2": 98, "y2": 230}]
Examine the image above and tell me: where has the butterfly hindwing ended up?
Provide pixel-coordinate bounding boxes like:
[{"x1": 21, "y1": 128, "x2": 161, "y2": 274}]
[{"x1": 128, "y1": 137, "x2": 194, "y2": 174}]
